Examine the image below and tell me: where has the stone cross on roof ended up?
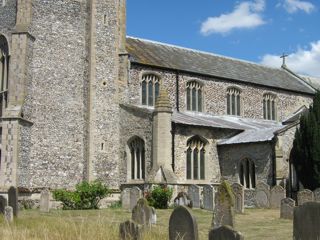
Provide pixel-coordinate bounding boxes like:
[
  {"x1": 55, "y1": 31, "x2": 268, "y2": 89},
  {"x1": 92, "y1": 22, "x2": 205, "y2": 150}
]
[{"x1": 280, "y1": 53, "x2": 289, "y2": 68}]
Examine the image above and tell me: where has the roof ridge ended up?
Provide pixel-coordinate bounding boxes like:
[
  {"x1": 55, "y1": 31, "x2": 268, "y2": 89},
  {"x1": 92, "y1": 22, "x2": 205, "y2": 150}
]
[{"x1": 126, "y1": 35, "x2": 283, "y2": 72}]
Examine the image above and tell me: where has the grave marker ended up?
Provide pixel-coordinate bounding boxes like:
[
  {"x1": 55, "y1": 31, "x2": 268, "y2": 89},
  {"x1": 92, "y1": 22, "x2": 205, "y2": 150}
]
[
  {"x1": 8, "y1": 186, "x2": 18, "y2": 217},
  {"x1": 270, "y1": 185, "x2": 285, "y2": 208},
  {"x1": 209, "y1": 225, "x2": 244, "y2": 240},
  {"x1": 280, "y1": 198, "x2": 295, "y2": 220},
  {"x1": 231, "y1": 183, "x2": 244, "y2": 214},
  {"x1": 297, "y1": 189, "x2": 314, "y2": 206},
  {"x1": 188, "y1": 185, "x2": 201, "y2": 208}
]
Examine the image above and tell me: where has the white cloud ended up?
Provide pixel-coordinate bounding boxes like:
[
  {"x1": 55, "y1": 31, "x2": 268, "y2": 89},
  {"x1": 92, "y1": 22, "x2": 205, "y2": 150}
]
[
  {"x1": 280, "y1": 0, "x2": 315, "y2": 14},
  {"x1": 260, "y1": 41, "x2": 320, "y2": 77},
  {"x1": 200, "y1": 0, "x2": 266, "y2": 35}
]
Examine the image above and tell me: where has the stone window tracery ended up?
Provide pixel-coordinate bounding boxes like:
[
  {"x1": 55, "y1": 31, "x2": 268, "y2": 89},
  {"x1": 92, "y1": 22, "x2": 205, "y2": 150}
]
[
  {"x1": 263, "y1": 93, "x2": 277, "y2": 120},
  {"x1": 227, "y1": 87, "x2": 241, "y2": 116},
  {"x1": 186, "y1": 136, "x2": 206, "y2": 180},
  {"x1": 128, "y1": 137, "x2": 145, "y2": 180},
  {"x1": 186, "y1": 81, "x2": 203, "y2": 112},
  {"x1": 239, "y1": 158, "x2": 256, "y2": 189},
  {"x1": 141, "y1": 74, "x2": 160, "y2": 106},
  {"x1": 0, "y1": 35, "x2": 9, "y2": 118}
]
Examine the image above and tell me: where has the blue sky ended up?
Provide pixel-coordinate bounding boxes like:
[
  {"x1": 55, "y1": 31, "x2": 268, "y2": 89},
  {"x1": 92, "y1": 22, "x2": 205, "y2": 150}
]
[{"x1": 127, "y1": 0, "x2": 320, "y2": 77}]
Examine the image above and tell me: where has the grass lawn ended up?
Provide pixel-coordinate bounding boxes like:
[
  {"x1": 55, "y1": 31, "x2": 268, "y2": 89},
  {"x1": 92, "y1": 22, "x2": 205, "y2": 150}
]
[{"x1": 0, "y1": 208, "x2": 292, "y2": 240}]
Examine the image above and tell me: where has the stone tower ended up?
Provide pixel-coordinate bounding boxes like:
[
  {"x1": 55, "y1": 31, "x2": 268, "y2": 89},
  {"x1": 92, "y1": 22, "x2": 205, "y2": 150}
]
[{"x1": 0, "y1": 0, "x2": 127, "y2": 190}]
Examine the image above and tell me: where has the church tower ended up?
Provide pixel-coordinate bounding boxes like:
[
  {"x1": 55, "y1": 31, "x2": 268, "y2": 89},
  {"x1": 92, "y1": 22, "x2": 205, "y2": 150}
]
[{"x1": 0, "y1": 0, "x2": 127, "y2": 190}]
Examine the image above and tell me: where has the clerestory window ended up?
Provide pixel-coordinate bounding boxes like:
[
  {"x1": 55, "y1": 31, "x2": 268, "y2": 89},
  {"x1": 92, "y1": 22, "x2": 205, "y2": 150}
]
[
  {"x1": 227, "y1": 87, "x2": 241, "y2": 116},
  {"x1": 186, "y1": 81, "x2": 203, "y2": 112},
  {"x1": 128, "y1": 137, "x2": 145, "y2": 180},
  {"x1": 186, "y1": 136, "x2": 206, "y2": 180},
  {"x1": 141, "y1": 74, "x2": 160, "y2": 106},
  {"x1": 239, "y1": 158, "x2": 256, "y2": 189},
  {"x1": 263, "y1": 94, "x2": 277, "y2": 120}
]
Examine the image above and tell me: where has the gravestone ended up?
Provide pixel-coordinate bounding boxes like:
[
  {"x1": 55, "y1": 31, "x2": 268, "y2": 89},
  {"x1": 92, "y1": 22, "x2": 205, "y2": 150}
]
[
  {"x1": 297, "y1": 189, "x2": 314, "y2": 206},
  {"x1": 231, "y1": 183, "x2": 244, "y2": 214},
  {"x1": 280, "y1": 198, "x2": 295, "y2": 220},
  {"x1": 208, "y1": 225, "x2": 244, "y2": 240},
  {"x1": 151, "y1": 207, "x2": 157, "y2": 224},
  {"x1": 254, "y1": 182, "x2": 270, "y2": 208},
  {"x1": 174, "y1": 192, "x2": 192, "y2": 208},
  {"x1": 0, "y1": 195, "x2": 7, "y2": 214},
  {"x1": 188, "y1": 185, "x2": 201, "y2": 208},
  {"x1": 130, "y1": 187, "x2": 142, "y2": 211},
  {"x1": 132, "y1": 198, "x2": 154, "y2": 227},
  {"x1": 8, "y1": 186, "x2": 18, "y2": 217},
  {"x1": 122, "y1": 188, "x2": 131, "y2": 210},
  {"x1": 313, "y1": 188, "x2": 320, "y2": 202},
  {"x1": 169, "y1": 206, "x2": 198, "y2": 240},
  {"x1": 203, "y1": 185, "x2": 215, "y2": 211},
  {"x1": 212, "y1": 181, "x2": 235, "y2": 228},
  {"x1": 119, "y1": 220, "x2": 142, "y2": 240},
  {"x1": 4, "y1": 206, "x2": 13, "y2": 222},
  {"x1": 40, "y1": 189, "x2": 50, "y2": 212},
  {"x1": 270, "y1": 185, "x2": 285, "y2": 208},
  {"x1": 293, "y1": 202, "x2": 320, "y2": 240}
]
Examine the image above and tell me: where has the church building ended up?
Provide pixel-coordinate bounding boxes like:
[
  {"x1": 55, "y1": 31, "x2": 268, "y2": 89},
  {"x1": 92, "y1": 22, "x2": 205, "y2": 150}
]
[{"x1": 0, "y1": 0, "x2": 315, "y2": 196}]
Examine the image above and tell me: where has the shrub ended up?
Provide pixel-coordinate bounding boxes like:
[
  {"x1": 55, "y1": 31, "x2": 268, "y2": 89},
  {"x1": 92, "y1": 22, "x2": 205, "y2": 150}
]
[
  {"x1": 146, "y1": 185, "x2": 173, "y2": 209},
  {"x1": 53, "y1": 180, "x2": 110, "y2": 210}
]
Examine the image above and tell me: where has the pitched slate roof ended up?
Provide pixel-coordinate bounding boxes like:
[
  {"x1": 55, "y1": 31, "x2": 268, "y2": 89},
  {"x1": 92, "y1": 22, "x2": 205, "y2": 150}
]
[{"x1": 126, "y1": 37, "x2": 315, "y2": 95}]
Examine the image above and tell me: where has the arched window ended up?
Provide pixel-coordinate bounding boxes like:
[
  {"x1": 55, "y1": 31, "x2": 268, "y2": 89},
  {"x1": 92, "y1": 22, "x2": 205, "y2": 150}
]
[
  {"x1": 128, "y1": 137, "x2": 145, "y2": 180},
  {"x1": 239, "y1": 158, "x2": 256, "y2": 188},
  {"x1": 141, "y1": 74, "x2": 160, "y2": 106},
  {"x1": 227, "y1": 87, "x2": 241, "y2": 116},
  {"x1": 263, "y1": 94, "x2": 276, "y2": 120},
  {"x1": 186, "y1": 136, "x2": 206, "y2": 180},
  {"x1": 0, "y1": 35, "x2": 9, "y2": 118},
  {"x1": 186, "y1": 81, "x2": 203, "y2": 112}
]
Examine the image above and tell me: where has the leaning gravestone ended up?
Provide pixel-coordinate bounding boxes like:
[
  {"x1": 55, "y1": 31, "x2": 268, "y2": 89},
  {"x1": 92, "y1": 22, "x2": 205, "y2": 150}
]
[
  {"x1": 132, "y1": 198, "x2": 154, "y2": 227},
  {"x1": 4, "y1": 206, "x2": 13, "y2": 222},
  {"x1": 231, "y1": 183, "x2": 244, "y2": 214},
  {"x1": 254, "y1": 182, "x2": 270, "y2": 208},
  {"x1": 208, "y1": 225, "x2": 244, "y2": 240},
  {"x1": 203, "y1": 185, "x2": 215, "y2": 211},
  {"x1": 0, "y1": 195, "x2": 7, "y2": 214},
  {"x1": 188, "y1": 185, "x2": 201, "y2": 208},
  {"x1": 119, "y1": 220, "x2": 142, "y2": 240},
  {"x1": 40, "y1": 189, "x2": 50, "y2": 212},
  {"x1": 270, "y1": 185, "x2": 285, "y2": 208},
  {"x1": 8, "y1": 186, "x2": 18, "y2": 217},
  {"x1": 122, "y1": 188, "x2": 131, "y2": 210},
  {"x1": 130, "y1": 187, "x2": 142, "y2": 211},
  {"x1": 174, "y1": 192, "x2": 192, "y2": 208},
  {"x1": 313, "y1": 188, "x2": 320, "y2": 202},
  {"x1": 293, "y1": 202, "x2": 320, "y2": 240},
  {"x1": 297, "y1": 189, "x2": 314, "y2": 206},
  {"x1": 212, "y1": 181, "x2": 235, "y2": 228},
  {"x1": 280, "y1": 198, "x2": 295, "y2": 220},
  {"x1": 169, "y1": 206, "x2": 198, "y2": 240}
]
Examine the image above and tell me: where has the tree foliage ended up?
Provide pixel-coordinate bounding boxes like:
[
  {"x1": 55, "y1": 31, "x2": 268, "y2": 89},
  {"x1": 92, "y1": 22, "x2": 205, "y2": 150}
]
[{"x1": 292, "y1": 91, "x2": 320, "y2": 190}]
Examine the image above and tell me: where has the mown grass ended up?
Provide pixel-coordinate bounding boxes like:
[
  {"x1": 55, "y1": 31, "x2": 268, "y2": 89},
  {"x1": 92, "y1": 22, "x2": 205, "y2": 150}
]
[{"x1": 0, "y1": 208, "x2": 292, "y2": 240}]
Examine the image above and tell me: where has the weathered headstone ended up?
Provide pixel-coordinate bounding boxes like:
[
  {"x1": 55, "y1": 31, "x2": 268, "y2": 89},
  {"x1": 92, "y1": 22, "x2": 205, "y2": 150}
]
[
  {"x1": 0, "y1": 195, "x2": 8, "y2": 214},
  {"x1": 122, "y1": 188, "x2": 131, "y2": 210},
  {"x1": 270, "y1": 185, "x2": 285, "y2": 208},
  {"x1": 174, "y1": 192, "x2": 192, "y2": 208},
  {"x1": 40, "y1": 189, "x2": 50, "y2": 212},
  {"x1": 313, "y1": 188, "x2": 320, "y2": 202},
  {"x1": 132, "y1": 198, "x2": 154, "y2": 227},
  {"x1": 231, "y1": 183, "x2": 244, "y2": 214},
  {"x1": 212, "y1": 181, "x2": 235, "y2": 228},
  {"x1": 8, "y1": 186, "x2": 18, "y2": 217},
  {"x1": 169, "y1": 206, "x2": 198, "y2": 240},
  {"x1": 208, "y1": 225, "x2": 244, "y2": 240},
  {"x1": 119, "y1": 220, "x2": 142, "y2": 240},
  {"x1": 151, "y1": 207, "x2": 157, "y2": 224},
  {"x1": 280, "y1": 198, "x2": 295, "y2": 220},
  {"x1": 188, "y1": 185, "x2": 201, "y2": 208},
  {"x1": 254, "y1": 182, "x2": 270, "y2": 208},
  {"x1": 293, "y1": 202, "x2": 320, "y2": 240},
  {"x1": 297, "y1": 189, "x2": 314, "y2": 206},
  {"x1": 130, "y1": 187, "x2": 142, "y2": 211},
  {"x1": 4, "y1": 206, "x2": 13, "y2": 222},
  {"x1": 203, "y1": 185, "x2": 215, "y2": 211}
]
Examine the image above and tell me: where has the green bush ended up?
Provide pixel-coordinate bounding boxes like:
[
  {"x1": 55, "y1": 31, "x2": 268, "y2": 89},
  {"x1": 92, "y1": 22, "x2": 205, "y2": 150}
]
[
  {"x1": 52, "y1": 180, "x2": 110, "y2": 210},
  {"x1": 146, "y1": 185, "x2": 173, "y2": 209}
]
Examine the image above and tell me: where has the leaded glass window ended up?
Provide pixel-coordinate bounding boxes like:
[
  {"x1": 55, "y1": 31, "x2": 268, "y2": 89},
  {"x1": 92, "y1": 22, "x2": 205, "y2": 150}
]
[
  {"x1": 186, "y1": 136, "x2": 206, "y2": 180},
  {"x1": 227, "y1": 88, "x2": 241, "y2": 116},
  {"x1": 263, "y1": 94, "x2": 277, "y2": 120},
  {"x1": 129, "y1": 137, "x2": 145, "y2": 180},
  {"x1": 239, "y1": 158, "x2": 256, "y2": 189},
  {"x1": 186, "y1": 81, "x2": 203, "y2": 112},
  {"x1": 141, "y1": 74, "x2": 160, "y2": 106}
]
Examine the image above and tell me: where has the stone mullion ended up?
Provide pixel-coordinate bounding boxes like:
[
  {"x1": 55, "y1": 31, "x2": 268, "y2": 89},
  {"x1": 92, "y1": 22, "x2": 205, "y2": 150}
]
[
  {"x1": 3, "y1": 56, "x2": 7, "y2": 90},
  {"x1": 0, "y1": 56, "x2": 3, "y2": 91},
  {"x1": 191, "y1": 148, "x2": 194, "y2": 180}
]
